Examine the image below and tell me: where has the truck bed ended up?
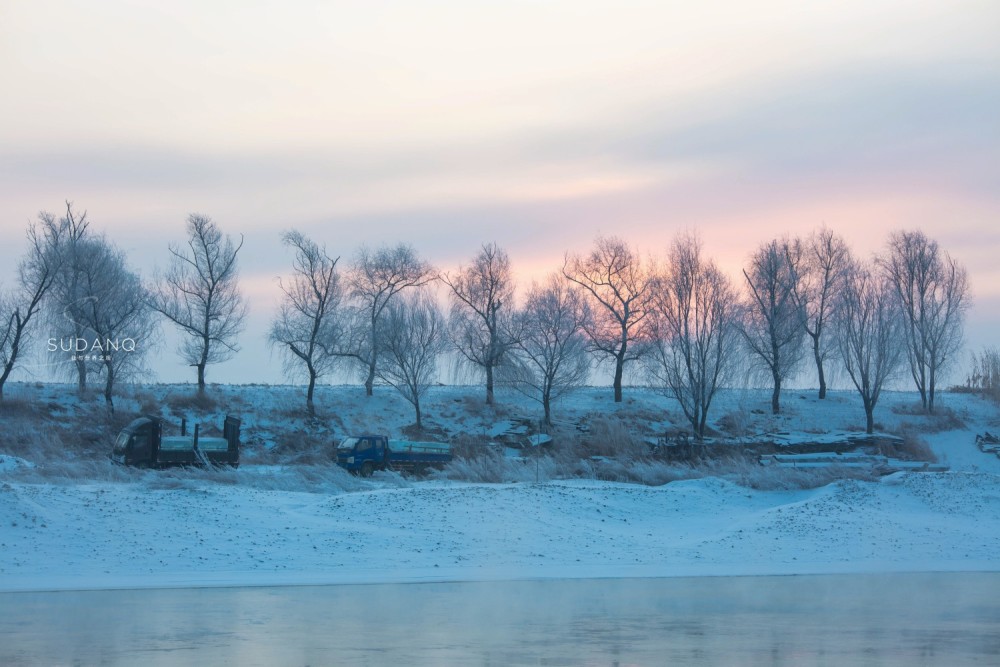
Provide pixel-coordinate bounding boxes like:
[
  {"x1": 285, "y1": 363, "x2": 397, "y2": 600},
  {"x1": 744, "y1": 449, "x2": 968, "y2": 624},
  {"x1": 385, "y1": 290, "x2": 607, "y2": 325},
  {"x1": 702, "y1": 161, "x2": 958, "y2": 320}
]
[
  {"x1": 160, "y1": 436, "x2": 230, "y2": 451},
  {"x1": 388, "y1": 440, "x2": 451, "y2": 455}
]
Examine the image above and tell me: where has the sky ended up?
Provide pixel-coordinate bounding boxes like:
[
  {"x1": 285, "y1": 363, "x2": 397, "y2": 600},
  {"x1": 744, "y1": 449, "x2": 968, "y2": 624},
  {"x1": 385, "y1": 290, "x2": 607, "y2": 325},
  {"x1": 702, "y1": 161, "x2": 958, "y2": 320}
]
[{"x1": 1, "y1": 0, "x2": 998, "y2": 387}]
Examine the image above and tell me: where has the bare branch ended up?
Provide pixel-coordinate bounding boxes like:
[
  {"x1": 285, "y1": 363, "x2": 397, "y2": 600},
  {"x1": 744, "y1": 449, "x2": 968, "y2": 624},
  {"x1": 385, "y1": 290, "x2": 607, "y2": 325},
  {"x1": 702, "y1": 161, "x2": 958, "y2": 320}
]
[
  {"x1": 346, "y1": 243, "x2": 435, "y2": 396},
  {"x1": 441, "y1": 242, "x2": 519, "y2": 405},
  {"x1": 375, "y1": 289, "x2": 447, "y2": 429},
  {"x1": 738, "y1": 237, "x2": 807, "y2": 414},
  {"x1": 646, "y1": 231, "x2": 741, "y2": 438},
  {"x1": 562, "y1": 235, "x2": 652, "y2": 403},
  {"x1": 149, "y1": 214, "x2": 247, "y2": 391},
  {"x1": 505, "y1": 274, "x2": 591, "y2": 426},
  {"x1": 269, "y1": 230, "x2": 344, "y2": 411}
]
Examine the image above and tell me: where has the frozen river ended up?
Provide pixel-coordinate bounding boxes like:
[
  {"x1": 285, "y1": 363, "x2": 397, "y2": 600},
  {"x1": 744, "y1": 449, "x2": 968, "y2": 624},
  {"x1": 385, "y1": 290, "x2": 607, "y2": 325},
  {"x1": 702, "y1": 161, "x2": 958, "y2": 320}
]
[{"x1": 2, "y1": 572, "x2": 998, "y2": 666}]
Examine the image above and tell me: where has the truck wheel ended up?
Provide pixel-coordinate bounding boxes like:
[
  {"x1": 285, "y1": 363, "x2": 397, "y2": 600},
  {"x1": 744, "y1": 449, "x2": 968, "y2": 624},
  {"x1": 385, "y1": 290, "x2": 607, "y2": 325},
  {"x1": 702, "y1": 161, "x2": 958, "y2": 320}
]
[{"x1": 361, "y1": 462, "x2": 374, "y2": 478}]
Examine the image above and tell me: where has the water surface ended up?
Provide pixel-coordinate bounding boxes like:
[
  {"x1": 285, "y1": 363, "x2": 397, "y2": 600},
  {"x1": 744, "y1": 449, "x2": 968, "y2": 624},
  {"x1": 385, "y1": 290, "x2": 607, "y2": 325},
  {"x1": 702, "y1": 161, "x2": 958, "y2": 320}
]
[{"x1": 2, "y1": 572, "x2": 998, "y2": 666}]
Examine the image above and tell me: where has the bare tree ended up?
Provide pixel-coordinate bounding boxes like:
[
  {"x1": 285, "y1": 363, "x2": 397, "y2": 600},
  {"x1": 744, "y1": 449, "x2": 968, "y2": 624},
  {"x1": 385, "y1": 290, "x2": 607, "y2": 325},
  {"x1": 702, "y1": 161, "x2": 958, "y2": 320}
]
[
  {"x1": 441, "y1": 242, "x2": 519, "y2": 405},
  {"x1": 269, "y1": 231, "x2": 343, "y2": 412},
  {"x1": 346, "y1": 244, "x2": 434, "y2": 396},
  {"x1": 881, "y1": 230, "x2": 970, "y2": 413},
  {"x1": 45, "y1": 202, "x2": 93, "y2": 392},
  {"x1": 376, "y1": 290, "x2": 447, "y2": 429},
  {"x1": 150, "y1": 214, "x2": 247, "y2": 393},
  {"x1": 506, "y1": 275, "x2": 592, "y2": 427},
  {"x1": 647, "y1": 232, "x2": 741, "y2": 439},
  {"x1": 740, "y1": 238, "x2": 806, "y2": 414},
  {"x1": 0, "y1": 212, "x2": 65, "y2": 399},
  {"x1": 563, "y1": 235, "x2": 652, "y2": 403},
  {"x1": 837, "y1": 259, "x2": 904, "y2": 434},
  {"x1": 72, "y1": 237, "x2": 157, "y2": 412},
  {"x1": 792, "y1": 226, "x2": 851, "y2": 399}
]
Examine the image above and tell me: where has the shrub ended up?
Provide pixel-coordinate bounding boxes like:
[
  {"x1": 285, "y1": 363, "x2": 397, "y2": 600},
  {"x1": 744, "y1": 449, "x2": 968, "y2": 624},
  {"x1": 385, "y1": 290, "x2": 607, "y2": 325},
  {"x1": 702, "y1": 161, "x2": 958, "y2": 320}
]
[
  {"x1": 716, "y1": 409, "x2": 751, "y2": 438},
  {"x1": 268, "y1": 430, "x2": 336, "y2": 465},
  {"x1": 963, "y1": 346, "x2": 1000, "y2": 403},
  {"x1": 431, "y1": 451, "x2": 543, "y2": 483},
  {"x1": 730, "y1": 459, "x2": 877, "y2": 490},
  {"x1": 895, "y1": 429, "x2": 938, "y2": 462},
  {"x1": 579, "y1": 416, "x2": 648, "y2": 460},
  {"x1": 165, "y1": 391, "x2": 219, "y2": 414},
  {"x1": 0, "y1": 397, "x2": 44, "y2": 421},
  {"x1": 447, "y1": 433, "x2": 496, "y2": 460}
]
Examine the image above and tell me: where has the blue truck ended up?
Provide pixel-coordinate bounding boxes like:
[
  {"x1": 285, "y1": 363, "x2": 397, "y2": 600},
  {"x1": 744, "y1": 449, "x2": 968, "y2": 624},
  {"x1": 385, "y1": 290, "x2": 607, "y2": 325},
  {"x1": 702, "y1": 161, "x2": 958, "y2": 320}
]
[
  {"x1": 111, "y1": 415, "x2": 241, "y2": 468},
  {"x1": 336, "y1": 435, "x2": 451, "y2": 476}
]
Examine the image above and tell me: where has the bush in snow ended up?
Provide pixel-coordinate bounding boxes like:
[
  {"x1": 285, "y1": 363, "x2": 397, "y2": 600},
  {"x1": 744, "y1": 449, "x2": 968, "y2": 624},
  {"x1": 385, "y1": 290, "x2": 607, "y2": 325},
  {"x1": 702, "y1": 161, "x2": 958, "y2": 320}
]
[
  {"x1": 725, "y1": 458, "x2": 877, "y2": 491},
  {"x1": 431, "y1": 449, "x2": 558, "y2": 484},
  {"x1": 578, "y1": 416, "x2": 649, "y2": 461},
  {"x1": 963, "y1": 346, "x2": 1000, "y2": 403},
  {"x1": 894, "y1": 429, "x2": 938, "y2": 462},
  {"x1": 165, "y1": 390, "x2": 219, "y2": 414}
]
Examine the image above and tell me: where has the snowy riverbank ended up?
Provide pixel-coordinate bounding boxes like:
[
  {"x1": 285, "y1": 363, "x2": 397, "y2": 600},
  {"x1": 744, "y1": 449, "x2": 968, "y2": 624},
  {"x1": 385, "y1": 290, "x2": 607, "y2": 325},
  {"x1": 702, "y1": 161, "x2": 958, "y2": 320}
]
[
  {"x1": 2, "y1": 386, "x2": 999, "y2": 592},
  {"x1": 3, "y1": 467, "x2": 999, "y2": 592}
]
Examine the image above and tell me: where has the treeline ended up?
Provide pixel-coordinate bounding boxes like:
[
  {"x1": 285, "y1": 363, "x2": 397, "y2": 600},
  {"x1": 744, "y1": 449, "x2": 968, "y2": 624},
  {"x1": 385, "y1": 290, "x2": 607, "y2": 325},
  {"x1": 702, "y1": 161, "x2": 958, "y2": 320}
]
[{"x1": 0, "y1": 203, "x2": 973, "y2": 434}]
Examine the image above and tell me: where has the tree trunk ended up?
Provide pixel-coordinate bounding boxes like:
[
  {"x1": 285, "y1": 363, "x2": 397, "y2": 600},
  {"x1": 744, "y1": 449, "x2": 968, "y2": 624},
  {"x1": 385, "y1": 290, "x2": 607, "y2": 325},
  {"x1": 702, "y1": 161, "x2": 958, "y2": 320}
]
[
  {"x1": 864, "y1": 401, "x2": 874, "y2": 434},
  {"x1": 199, "y1": 318, "x2": 211, "y2": 394},
  {"x1": 917, "y1": 364, "x2": 928, "y2": 412},
  {"x1": 485, "y1": 364, "x2": 495, "y2": 405},
  {"x1": 928, "y1": 366, "x2": 936, "y2": 414},
  {"x1": 0, "y1": 359, "x2": 15, "y2": 400},
  {"x1": 104, "y1": 362, "x2": 115, "y2": 414},
  {"x1": 0, "y1": 365, "x2": 10, "y2": 400},
  {"x1": 76, "y1": 358, "x2": 88, "y2": 394},
  {"x1": 542, "y1": 393, "x2": 551, "y2": 427},
  {"x1": 365, "y1": 319, "x2": 377, "y2": 397},
  {"x1": 813, "y1": 336, "x2": 826, "y2": 399},
  {"x1": 771, "y1": 372, "x2": 781, "y2": 414},
  {"x1": 306, "y1": 367, "x2": 316, "y2": 414},
  {"x1": 0, "y1": 319, "x2": 26, "y2": 401},
  {"x1": 364, "y1": 360, "x2": 375, "y2": 397},
  {"x1": 613, "y1": 357, "x2": 624, "y2": 403},
  {"x1": 414, "y1": 396, "x2": 422, "y2": 430}
]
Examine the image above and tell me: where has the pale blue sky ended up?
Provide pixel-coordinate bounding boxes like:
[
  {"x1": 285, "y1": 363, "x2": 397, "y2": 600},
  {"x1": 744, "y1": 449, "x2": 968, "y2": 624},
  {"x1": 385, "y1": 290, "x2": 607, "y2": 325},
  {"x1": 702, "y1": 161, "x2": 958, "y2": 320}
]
[{"x1": 1, "y1": 0, "x2": 997, "y2": 385}]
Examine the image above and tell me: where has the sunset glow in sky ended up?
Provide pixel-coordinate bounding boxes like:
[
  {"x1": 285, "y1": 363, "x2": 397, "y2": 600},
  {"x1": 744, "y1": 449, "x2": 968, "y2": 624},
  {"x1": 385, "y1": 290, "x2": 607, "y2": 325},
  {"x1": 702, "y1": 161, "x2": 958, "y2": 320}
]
[{"x1": 1, "y1": 1, "x2": 998, "y2": 384}]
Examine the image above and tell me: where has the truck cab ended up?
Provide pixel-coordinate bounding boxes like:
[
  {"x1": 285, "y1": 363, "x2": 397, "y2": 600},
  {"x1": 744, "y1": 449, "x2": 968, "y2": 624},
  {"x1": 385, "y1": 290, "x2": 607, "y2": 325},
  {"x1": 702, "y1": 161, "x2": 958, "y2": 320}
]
[
  {"x1": 111, "y1": 417, "x2": 162, "y2": 467},
  {"x1": 336, "y1": 435, "x2": 389, "y2": 476}
]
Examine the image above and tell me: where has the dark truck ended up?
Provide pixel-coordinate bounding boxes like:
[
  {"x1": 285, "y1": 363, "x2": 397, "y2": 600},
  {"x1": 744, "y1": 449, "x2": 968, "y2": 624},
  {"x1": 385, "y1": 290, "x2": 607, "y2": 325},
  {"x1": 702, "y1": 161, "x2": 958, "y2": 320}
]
[
  {"x1": 111, "y1": 415, "x2": 241, "y2": 468},
  {"x1": 336, "y1": 435, "x2": 451, "y2": 476}
]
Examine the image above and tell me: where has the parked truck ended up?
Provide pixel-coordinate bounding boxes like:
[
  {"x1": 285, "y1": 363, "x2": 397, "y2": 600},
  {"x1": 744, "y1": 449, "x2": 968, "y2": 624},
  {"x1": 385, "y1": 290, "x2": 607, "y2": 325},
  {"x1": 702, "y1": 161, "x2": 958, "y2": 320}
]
[
  {"x1": 336, "y1": 435, "x2": 451, "y2": 476},
  {"x1": 111, "y1": 415, "x2": 241, "y2": 468}
]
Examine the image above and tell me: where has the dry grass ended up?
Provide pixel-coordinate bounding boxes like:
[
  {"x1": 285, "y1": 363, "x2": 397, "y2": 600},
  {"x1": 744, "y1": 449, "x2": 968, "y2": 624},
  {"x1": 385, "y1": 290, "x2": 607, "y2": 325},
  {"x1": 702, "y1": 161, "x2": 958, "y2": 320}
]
[
  {"x1": 0, "y1": 396, "x2": 45, "y2": 420},
  {"x1": 164, "y1": 391, "x2": 219, "y2": 415},
  {"x1": 729, "y1": 459, "x2": 878, "y2": 490},
  {"x1": 577, "y1": 416, "x2": 649, "y2": 460},
  {"x1": 430, "y1": 448, "x2": 876, "y2": 490},
  {"x1": 263, "y1": 429, "x2": 337, "y2": 465},
  {"x1": 716, "y1": 408, "x2": 752, "y2": 438},
  {"x1": 892, "y1": 402, "x2": 966, "y2": 434},
  {"x1": 894, "y1": 428, "x2": 939, "y2": 462}
]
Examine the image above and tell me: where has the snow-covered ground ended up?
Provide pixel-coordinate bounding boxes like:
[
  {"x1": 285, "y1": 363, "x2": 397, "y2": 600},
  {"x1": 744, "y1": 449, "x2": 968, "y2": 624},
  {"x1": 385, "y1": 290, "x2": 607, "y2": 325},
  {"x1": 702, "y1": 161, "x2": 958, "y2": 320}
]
[{"x1": 1, "y1": 384, "x2": 999, "y2": 592}]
